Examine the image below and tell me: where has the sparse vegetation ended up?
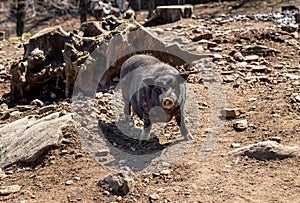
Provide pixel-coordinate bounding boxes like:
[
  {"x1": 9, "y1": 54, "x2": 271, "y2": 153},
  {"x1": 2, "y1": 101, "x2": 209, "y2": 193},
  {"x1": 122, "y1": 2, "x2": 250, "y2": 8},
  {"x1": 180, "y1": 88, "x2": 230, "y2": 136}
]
[{"x1": 8, "y1": 32, "x2": 30, "y2": 40}]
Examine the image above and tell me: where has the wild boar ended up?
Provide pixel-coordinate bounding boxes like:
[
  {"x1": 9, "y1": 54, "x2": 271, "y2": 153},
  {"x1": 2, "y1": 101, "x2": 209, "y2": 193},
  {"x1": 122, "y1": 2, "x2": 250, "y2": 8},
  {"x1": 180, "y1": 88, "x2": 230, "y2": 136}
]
[{"x1": 120, "y1": 54, "x2": 193, "y2": 141}]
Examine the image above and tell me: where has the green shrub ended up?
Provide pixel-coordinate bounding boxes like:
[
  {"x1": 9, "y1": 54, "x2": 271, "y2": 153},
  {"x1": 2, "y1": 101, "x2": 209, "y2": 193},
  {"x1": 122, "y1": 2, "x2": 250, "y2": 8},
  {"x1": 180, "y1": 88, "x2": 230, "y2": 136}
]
[{"x1": 9, "y1": 32, "x2": 31, "y2": 41}]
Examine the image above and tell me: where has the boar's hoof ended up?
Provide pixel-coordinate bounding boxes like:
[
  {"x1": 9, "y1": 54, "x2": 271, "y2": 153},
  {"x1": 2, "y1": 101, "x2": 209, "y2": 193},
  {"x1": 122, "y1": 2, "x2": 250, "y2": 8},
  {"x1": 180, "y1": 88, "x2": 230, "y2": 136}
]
[
  {"x1": 124, "y1": 115, "x2": 132, "y2": 122},
  {"x1": 185, "y1": 133, "x2": 194, "y2": 141}
]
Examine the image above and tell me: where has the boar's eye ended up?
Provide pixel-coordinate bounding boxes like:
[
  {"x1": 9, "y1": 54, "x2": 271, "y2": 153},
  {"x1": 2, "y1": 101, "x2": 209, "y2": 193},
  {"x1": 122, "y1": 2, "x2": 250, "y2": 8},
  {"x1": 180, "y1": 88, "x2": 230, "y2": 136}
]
[{"x1": 154, "y1": 86, "x2": 162, "y2": 93}]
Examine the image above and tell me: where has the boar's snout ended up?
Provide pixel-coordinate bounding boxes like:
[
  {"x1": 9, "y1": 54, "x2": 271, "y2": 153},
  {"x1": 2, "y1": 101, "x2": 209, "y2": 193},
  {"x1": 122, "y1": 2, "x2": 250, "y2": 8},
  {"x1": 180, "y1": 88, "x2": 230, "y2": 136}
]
[{"x1": 162, "y1": 98, "x2": 175, "y2": 109}]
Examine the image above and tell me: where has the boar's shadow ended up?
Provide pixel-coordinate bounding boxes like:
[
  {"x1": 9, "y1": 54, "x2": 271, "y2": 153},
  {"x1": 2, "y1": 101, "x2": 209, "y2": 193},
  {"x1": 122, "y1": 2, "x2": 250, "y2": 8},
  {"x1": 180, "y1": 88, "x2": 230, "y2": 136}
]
[
  {"x1": 98, "y1": 120, "x2": 185, "y2": 154},
  {"x1": 98, "y1": 120, "x2": 186, "y2": 171}
]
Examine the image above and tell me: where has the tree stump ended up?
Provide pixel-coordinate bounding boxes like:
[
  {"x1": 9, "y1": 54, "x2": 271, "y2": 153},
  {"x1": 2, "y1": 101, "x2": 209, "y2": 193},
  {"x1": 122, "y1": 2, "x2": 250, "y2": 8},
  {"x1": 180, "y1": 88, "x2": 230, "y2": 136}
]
[
  {"x1": 10, "y1": 26, "x2": 72, "y2": 103},
  {"x1": 144, "y1": 5, "x2": 193, "y2": 27},
  {"x1": 9, "y1": 15, "x2": 208, "y2": 104}
]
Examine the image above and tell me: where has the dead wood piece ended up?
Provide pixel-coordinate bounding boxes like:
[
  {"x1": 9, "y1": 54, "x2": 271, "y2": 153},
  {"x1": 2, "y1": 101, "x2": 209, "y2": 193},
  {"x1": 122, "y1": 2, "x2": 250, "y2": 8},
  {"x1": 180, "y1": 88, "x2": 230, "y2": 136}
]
[
  {"x1": 229, "y1": 141, "x2": 300, "y2": 160},
  {"x1": 63, "y1": 43, "x2": 89, "y2": 97},
  {"x1": 10, "y1": 26, "x2": 72, "y2": 103},
  {"x1": 24, "y1": 26, "x2": 70, "y2": 59},
  {"x1": 80, "y1": 21, "x2": 107, "y2": 37}
]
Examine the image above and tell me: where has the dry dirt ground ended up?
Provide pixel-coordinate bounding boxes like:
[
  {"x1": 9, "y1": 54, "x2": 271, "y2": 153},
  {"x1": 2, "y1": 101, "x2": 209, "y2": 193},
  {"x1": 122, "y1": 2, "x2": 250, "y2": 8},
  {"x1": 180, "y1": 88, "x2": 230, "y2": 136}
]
[{"x1": 1, "y1": 0, "x2": 300, "y2": 202}]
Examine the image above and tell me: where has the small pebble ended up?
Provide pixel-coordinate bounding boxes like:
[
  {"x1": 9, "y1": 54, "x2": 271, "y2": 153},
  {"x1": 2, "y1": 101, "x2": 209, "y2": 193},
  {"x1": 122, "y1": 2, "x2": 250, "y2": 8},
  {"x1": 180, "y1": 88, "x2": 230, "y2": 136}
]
[
  {"x1": 60, "y1": 150, "x2": 68, "y2": 155},
  {"x1": 149, "y1": 193, "x2": 160, "y2": 200},
  {"x1": 5, "y1": 170, "x2": 13, "y2": 175},
  {"x1": 160, "y1": 170, "x2": 171, "y2": 175},
  {"x1": 157, "y1": 187, "x2": 164, "y2": 193},
  {"x1": 75, "y1": 153, "x2": 83, "y2": 158},
  {"x1": 95, "y1": 149, "x2": 109, "y2": 157},
  {"x1": 65, "y1": 180, "x2": 73, "y2": 185},
  {"x1": 269, "y1": 136, "x2": 281, "y2": 143},
  {"x1": 233, "y1": 119, "x2": 248, "y2": 131},
  {"x1": 231, "y1": 143, "x2": 241, "y2": 148},
  {"x1": 103, "y1": 190, "x2": 110, "y2": 195},
  {"x1": 74, "y1": 177, "x2": 80, "y2": 181}
]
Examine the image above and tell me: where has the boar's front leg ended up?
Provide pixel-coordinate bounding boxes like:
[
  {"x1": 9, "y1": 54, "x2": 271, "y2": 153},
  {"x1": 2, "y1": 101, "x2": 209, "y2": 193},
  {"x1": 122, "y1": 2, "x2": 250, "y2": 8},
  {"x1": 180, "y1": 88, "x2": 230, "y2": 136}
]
[
  {"x1": 175, "y1": 111, "x2": 194, "y2": 140},
  {"x1": 123, "y1": 100, "x2": 131, "y2": 122},
  {"x1": 141, "y1": 112, "x2": 152, "y2": 141}
]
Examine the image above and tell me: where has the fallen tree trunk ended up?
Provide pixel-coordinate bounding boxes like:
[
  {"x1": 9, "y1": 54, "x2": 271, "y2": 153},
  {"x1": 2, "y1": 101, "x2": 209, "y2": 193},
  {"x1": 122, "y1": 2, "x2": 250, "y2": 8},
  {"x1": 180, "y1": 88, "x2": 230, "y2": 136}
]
[{"x1": 229, "y1": 141, "x2": 300, "y2": 160}]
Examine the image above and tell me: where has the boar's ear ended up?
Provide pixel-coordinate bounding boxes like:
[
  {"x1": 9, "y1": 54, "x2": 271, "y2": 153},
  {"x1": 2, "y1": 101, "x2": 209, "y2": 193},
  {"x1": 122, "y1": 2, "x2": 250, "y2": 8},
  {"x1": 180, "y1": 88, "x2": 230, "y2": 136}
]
[{"x1": 143, "y1": 77, "x2": 155, "y2": 85}]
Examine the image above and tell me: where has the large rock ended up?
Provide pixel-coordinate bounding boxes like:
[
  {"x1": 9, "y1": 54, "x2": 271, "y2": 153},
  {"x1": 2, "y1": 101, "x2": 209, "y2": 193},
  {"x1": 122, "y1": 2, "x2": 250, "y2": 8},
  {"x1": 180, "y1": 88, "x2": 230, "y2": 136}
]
[
  {"x1": 229, "y1": 141, "x2": 300, "y2": 160},
  {"x1": 0, "y1": 112, "x2": 75, "y2": 168},
  {"x1": 0, "y1": 185, "x2": 22, "y2": 195},
  {"x1": 97, "y1": 173, "x2": 134, "y2": 196}
]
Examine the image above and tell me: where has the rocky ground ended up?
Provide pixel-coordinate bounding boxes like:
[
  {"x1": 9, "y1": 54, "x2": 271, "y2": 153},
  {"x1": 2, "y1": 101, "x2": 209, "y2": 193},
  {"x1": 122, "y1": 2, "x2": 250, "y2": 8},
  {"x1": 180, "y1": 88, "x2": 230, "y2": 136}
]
[{"x1": 1, "y1": 0, "x2": 300, "y2": 202}]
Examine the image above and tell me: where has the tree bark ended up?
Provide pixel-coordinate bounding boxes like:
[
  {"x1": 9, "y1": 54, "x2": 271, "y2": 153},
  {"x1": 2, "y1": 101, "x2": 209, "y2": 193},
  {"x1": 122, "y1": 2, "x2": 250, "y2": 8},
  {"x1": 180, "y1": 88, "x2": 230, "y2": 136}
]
[
  {"x1": 16, "y1": 0, "x2": 26, "y2": 36},
  {"x1": 178, "y1": 0, "x2": 185, "y2": 5},
  {"x1": 79, "y1": 0, "x2": 88, "y2": 23},
  {"x1": 147, "y1": 0, "x2": 154, "y2": 19}
]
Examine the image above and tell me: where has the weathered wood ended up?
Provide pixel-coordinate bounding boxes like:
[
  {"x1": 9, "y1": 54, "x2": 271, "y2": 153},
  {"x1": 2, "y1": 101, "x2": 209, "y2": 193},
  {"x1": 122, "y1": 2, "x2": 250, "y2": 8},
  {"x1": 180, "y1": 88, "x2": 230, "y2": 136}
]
[
  {"x1": 229, "y1": 141, "x2": 300, "y2": 160},
  {"x1": 10, "y1": 26, "x2": 71, "y2": 103},
  {"x1": 10, "y1": 16, "x2": 208, "y2": 103},
  {"x1": 144, "y1": 5, "x2": 193, "y2": 27}
]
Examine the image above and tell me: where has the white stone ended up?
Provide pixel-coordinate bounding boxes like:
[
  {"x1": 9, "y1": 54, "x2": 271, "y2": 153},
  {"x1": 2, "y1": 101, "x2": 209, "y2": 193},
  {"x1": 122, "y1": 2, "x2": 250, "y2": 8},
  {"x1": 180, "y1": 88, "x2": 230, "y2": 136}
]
[
  {"x1": 65, "y1": 180, "x2": 74, "y2": 185},
  {"x1": 0, "y1": 185, "x2": 22, "y2": 195},
  {"x1": 160, "y1": 169, "x2": 171, "y2": 175},
  {"x1": 231, "y1": 143, "x2": 241, "y2": 148},
  {"x1": 233, "y1": 119, "x2": 248, "y2": 130},
  {"x1": 244, "y1": 55, "x2": 259, "y2": 62},
  {"x1": 213, "y1": 54, "x2": 223, "y2": 59}
]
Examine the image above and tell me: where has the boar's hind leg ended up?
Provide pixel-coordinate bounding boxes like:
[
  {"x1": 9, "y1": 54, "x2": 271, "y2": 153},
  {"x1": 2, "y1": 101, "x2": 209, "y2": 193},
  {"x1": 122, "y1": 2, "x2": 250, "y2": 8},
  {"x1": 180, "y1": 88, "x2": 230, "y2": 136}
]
[
  {"x1": 141, "y1": 112, "x2": 152, "y2": 141},
  {"x1": 175, "y1": 112, "x2": 194, "y2": 140},
  {"x1": 124, "y1": 100, "x2": 131, "y2": 121}
]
